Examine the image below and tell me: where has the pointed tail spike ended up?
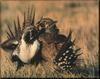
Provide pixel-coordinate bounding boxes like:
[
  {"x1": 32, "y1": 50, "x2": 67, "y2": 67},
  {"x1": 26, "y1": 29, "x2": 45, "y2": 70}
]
[
  {"x1": 76, "y1": 53, "x2": 82, "y2": 57},
  {"x1": 17, "y1": 16, "x2": 21, "y2": 40},
  {"x1": 6, "y1": 31, "x2": 11, "y2": 39},
  {"x1": 7, "y1": 23, "x2": 15, "y2": 39},
  {"x1": 7, "y1": 36, "x2": 10, "y2": 39},
  {"x1": 17, "y1": 17, "x2": 21, "y2": 33},
  {"x1": 75, "y1": 48, "x2": 81, "y2": 53},
  {"x1": 23, "y1": 11, "x2": 26, "y2": 27},
  {"x1": 27, "y1": 5, "x2": 30, "y2": 21},
  {"x1": 65, "y1": 30, "x2": 72, "y2": 43},
  {"x1": 31, "y1": 8, "x2": 35, "y2": 25},
  {"x1": 68, "y1": 30, "x2": 72, "y2": 40},
  {"x1": 14, "y1": 20, "x2": 18, "y2": 38},
  {"x1": 30, "y1": 6, "x2": 33, "y2": 23}
]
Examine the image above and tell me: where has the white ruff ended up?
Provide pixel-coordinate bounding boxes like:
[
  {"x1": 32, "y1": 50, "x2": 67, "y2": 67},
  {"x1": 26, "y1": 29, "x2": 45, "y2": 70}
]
[{"x1": 18, "y1": 38, "x2": 40, "y2": 63}]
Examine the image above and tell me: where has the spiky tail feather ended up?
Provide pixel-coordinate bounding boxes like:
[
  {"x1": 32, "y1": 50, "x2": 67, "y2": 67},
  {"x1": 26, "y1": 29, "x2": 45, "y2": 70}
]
[{"x1": 53, "y1": 31, "x2": 82, "y2": 72}]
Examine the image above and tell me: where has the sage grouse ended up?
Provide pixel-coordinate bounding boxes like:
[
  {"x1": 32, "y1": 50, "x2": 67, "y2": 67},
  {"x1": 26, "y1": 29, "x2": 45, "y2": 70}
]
[
  {"x1": 0, "y1": 7, "x2": 82, "y2": 72},
  {"x1": 0, "y1": 7, "x2": 45, "y2": 70},
  {"x1": 36, "y1": 17, "x2": 82, "y2": 72}
]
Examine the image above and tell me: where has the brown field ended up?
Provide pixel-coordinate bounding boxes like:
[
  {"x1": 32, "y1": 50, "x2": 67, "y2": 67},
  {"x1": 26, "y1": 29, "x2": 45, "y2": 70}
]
[{"x1": 0, "y1": 0, "x2": 99, "y2": 78}]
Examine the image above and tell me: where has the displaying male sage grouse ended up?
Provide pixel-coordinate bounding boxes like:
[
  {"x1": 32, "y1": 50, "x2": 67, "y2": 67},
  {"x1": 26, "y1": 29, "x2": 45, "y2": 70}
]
[
  {"x1": 36, "y1": 17, "x2": 82, "y2": 72},
  {"x1": 0, "y1": 7, "x2": 82, "y2": 72},
  {"x1": 0, "y1": 7, "x2": 45, "y2": 71}
]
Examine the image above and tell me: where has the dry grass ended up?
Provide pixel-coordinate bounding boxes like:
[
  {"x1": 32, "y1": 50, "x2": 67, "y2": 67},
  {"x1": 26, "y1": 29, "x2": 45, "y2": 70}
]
[{"x1": 0, "y1": 0, "x2": 99, "y2": 78}]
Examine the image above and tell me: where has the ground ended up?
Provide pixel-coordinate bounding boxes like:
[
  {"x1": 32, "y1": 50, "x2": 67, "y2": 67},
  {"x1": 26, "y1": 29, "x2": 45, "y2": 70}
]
[{"x1": 0, "y1": 0, "x2": 99, "y2": 78}]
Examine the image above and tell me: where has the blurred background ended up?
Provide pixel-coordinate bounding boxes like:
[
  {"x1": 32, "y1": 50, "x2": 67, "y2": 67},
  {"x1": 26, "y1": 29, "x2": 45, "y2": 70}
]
[{"x1": 0, "y1": 0, "x2": 99, "y2": 78}]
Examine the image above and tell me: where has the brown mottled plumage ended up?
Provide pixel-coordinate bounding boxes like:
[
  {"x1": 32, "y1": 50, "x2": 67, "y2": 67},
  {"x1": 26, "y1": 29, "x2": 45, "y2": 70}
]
[{"x1": 0, "y1": 6, "x2": 82, "y2": 72}]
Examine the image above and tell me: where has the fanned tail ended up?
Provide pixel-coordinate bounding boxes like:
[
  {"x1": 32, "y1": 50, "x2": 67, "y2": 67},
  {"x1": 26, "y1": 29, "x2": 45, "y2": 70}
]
[{"x1": 54, "y1": 31, "x2": 82, "y2": 72}]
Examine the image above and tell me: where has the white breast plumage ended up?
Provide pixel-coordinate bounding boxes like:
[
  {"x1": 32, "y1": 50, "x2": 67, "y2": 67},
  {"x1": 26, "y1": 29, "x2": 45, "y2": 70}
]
[{"x1": 18, "y1": 38, "x2": 40, "y2": 63}]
